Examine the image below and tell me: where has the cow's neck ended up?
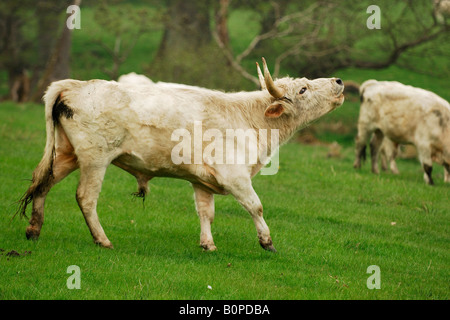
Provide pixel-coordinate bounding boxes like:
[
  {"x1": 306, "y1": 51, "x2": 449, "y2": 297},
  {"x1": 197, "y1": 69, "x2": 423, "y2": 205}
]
[
  {"x1": 230, "y1": 91, "x2": 298, "y2": 139},
  {"x1": 222, "y1": 90, "x2": 299, "y2": 157}
]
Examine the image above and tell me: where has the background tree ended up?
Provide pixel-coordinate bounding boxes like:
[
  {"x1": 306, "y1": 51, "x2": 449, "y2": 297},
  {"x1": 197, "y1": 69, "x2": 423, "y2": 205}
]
[
  {"x1": 0, "y1": 0, "x2": 448, "y2": 101},
  {"x1": 148, "y1": 0, "x2": 249, "y2": 90},
  {"x1": 216, "y1": 0, "x2": 449, "y2": 82},
  {"x1": 0, "y1": 0, "x2": 76, "y2": 102},
  {"x1": 32, "y1": 0, "x2": 81, "y2": 102},
  {"x1": 0, "y1": 0, "x2": 35, "y2": 101},
  {"x1": 91, "y1": 0, "x2": 155, "y2": 80}
]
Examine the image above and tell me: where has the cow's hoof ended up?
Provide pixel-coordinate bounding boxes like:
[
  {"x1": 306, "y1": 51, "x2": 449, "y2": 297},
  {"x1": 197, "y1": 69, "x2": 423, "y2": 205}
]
[
  {"x1": 95, "y1": 240, "x2": 114, "y2": 249},
  {"x1": 25, "y1": 226, "x2": 40, "y2": 240},
  {"x1": 201, "y1": 243, "x2": 217, "y2": 252},
  {"x1": 262, "y1": 244, "x2": 277, "y2": 253},
  {"x1": 259, "y1": 239, "x2": 277, "y2": 253}
]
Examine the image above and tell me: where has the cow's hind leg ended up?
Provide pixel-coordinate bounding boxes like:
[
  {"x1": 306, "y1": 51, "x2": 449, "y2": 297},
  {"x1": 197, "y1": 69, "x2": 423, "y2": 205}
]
[
  {"x1": 417, "y1": 145, "x2": 434, "y2": 185},
  {"x1": 76, "y1": 163, "x2": 113, "y2": 248},
  {"x1": 192, "y1": 184, "x2": 216, "y2": 251},
  {"x1": 26, "y1": 153, "x2": 78, "y2": 240},
  {"x1": 443, "y1": 162, "x2": 450, "y2": 183}
]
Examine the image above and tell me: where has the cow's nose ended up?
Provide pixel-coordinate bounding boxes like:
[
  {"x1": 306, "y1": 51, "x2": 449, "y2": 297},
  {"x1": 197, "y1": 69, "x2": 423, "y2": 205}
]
[{"x1": 335, "y1": 78, "x2": 343, "y2": 86}]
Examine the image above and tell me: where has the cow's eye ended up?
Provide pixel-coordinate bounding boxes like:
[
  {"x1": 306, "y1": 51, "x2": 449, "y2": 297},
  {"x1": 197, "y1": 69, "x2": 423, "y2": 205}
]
[{"x1": 299, "y1": 87, "x2": 307, "y2": 94}]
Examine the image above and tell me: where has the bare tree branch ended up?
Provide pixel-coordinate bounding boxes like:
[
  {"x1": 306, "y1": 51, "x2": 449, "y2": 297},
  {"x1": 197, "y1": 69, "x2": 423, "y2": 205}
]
[
  {"x1": 214, "y1": 1, "x2": 323, "y2": 84},
  {"x1": 212, "y1": 31, "x2": 260, "y2": 86}
]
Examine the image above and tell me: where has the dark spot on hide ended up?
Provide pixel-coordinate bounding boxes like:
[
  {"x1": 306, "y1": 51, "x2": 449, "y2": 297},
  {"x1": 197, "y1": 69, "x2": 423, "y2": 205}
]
[
  {"x1": 52, "y1": 95, "x2": 74, "y2": 124},
  {"x1": 431, "y1": 110, "x2": 446, "y2": 127}
]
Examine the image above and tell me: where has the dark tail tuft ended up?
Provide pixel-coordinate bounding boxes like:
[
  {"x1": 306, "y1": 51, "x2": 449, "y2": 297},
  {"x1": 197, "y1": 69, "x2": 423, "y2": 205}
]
[
  {"x1": 131, "y1": 186, "x2": 147, "y2": 208},
  {"x1": 13, "y1": 151, "x2": 55, "y2": 221},
  {"x1": 14, "y1": 187, "x2": 33, "y2": 221}
]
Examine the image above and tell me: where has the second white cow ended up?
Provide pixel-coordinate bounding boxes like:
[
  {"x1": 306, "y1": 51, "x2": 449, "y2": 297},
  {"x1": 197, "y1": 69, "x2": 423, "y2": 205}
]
[{"x1": 354, "y1": 80, "x2": 450, "y2": 185}]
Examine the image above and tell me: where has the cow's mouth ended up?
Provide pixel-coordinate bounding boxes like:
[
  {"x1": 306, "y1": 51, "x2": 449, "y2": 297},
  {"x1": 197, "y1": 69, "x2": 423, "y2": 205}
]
[{"x1": 332, "y1": 93, "x2": 345, "y2": 106}]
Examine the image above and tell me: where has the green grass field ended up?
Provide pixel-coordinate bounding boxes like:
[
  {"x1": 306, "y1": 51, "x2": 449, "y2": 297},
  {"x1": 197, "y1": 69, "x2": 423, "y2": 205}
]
[
  {"x1": 0, "y1": 2, "x2": 449, "y2": 301},
  {"x1": 0, "y1": 101, "x2": 448, "y2": 300}
]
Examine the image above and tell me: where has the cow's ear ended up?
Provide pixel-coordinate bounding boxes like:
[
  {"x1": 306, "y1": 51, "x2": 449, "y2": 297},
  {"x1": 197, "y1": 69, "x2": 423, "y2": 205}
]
[{"x1": 264, "y1": 103, "x2": 285, "y2": 118}]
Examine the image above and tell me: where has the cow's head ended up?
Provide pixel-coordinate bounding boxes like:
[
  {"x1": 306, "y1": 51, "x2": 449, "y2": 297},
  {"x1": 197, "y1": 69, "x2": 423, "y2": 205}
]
[{"x1": 256, "y1": 58, "x2": 344, "y2": 126}]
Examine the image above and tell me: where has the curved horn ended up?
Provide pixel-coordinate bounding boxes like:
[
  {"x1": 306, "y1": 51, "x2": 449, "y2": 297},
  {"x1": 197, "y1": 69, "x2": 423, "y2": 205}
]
[
  {"x1": 262, "y1": 57, "x2": 284, "y2": 99},
  {"x1": 256, "y1": 62, "x2": 266, "y2": 90}
]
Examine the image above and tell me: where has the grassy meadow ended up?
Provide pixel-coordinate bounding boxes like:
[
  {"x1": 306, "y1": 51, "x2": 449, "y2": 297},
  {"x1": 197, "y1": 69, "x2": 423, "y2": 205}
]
[
  {"x1": 0, "y1": 3, "x2": 449, "y2": 300},
  {"x1": 0, "y1": 100, "x2": 448, "y2": 300}
]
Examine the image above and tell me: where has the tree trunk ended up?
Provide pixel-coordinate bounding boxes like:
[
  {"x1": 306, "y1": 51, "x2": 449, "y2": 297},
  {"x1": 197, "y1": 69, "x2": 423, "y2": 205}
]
[
  {"x1": 31, "y1": 0, "x2": 80, "y2": 102},
  {"x1": 0, "y1": 3, "x2": 29, "y2": 101},
  {"x1": 156, "y1": 0, "x2": 211, "y2": 58},
  {"x1": 150, "y1": 0, "x2": 215, "y2": 85}
]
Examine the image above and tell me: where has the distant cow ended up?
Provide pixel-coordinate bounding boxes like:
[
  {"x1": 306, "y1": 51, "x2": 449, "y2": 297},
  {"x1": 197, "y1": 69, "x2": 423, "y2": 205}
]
[
  {"x1": 433, "y1": 0, "x2": 450, "y2": 23},
  {"x1": 117, "y1": 72, "x2": 154, "y2": 86},
  {"x1": 17, "y1": 58, "x2": 344, "y2": 251},
  {"x1": 118, "y1": 72, "x2": 206, "y2": 91},
  {"x1": 354, "y1": 80, "x2": 450, "y2": 185}
]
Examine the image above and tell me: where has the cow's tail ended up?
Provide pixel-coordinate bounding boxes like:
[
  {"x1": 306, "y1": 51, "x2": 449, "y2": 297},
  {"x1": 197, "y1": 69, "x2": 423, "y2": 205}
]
[
  {"x1": 15, "y1": 83, "x2": 64, "y2": 220},
  {"x1": 359, "y1": 79, "x2": 378, "y2": 103}
]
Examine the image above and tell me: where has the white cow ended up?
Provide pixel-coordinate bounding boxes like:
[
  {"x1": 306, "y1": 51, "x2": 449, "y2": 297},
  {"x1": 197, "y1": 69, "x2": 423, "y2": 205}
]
[
  {"x1": 354, "y1": 80, "x2": 450, "y2": 185},
  {"x1": 118, "y1": 72, "x2": 207, "y2": 91},
  {"x1": 117, "y1": 72, "x2": 154, "y2": 86},
  {"x1": 18, "y1": 58, "x2": 344, "y2": 251}
]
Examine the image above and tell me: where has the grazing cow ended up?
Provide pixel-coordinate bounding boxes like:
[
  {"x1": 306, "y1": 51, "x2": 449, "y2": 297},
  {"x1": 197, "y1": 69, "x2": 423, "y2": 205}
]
[
  {"x1": 354, "y1": 80, "x2": 450, "y2": 185},
  {"x1": 118, "y1": 72, "x2": 207, "y2": 91},
  {"x1": 17, "y1": 58, "x2": 344, "y2": 251}
]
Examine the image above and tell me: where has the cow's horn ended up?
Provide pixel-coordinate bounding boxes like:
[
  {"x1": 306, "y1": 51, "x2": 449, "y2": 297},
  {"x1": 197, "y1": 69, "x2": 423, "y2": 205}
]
[
  {"x1": 256, "y1": 62, "x2": 266, "y2": 90},
  {"x1": 262, "y1": 57, "x2": 284, "y2": 99}
]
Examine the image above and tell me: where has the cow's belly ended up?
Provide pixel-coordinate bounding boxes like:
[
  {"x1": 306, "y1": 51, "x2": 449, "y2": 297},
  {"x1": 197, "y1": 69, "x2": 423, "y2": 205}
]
[
  {"x1": 380, "y1": 119, "x2": 416, "y2": 145},
  {"x1": 112, "y1": 151, "x2": 228, "y2": 195}
]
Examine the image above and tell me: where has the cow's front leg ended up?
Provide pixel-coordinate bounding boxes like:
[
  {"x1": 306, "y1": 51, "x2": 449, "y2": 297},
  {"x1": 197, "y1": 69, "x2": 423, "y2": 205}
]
[
  {"x1": 226, "y1": 176, "x2": 276, "y2": 252},
  {"x1": 76, "y1": 163, "x2": 113, "y2": 248},
  {"x1": 417, "y1": 145, "x2": 434, "y2": 185},
  {"x1": 192, "y1": 184, "x2": 216, "y2": 251}
]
